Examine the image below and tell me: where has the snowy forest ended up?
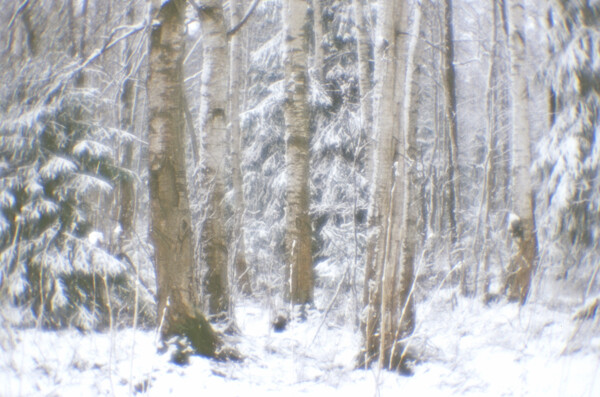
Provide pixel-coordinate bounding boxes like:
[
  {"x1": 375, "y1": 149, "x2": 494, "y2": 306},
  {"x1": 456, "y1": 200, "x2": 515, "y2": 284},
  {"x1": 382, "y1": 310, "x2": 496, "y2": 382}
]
[{"x1": 1, "y1": 0, "x2": 599, "y2": 395}]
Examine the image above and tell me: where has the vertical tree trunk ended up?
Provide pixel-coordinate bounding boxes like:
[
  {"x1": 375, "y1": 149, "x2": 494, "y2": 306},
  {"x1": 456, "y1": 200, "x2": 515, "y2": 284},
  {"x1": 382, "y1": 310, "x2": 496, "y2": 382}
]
[
  {"x1": 362, "y1": 0, "x2": 399, "y2": 367},
  {"x1": 362, "y1": 0, "x2": 412, "y2": 372},
  {"x1": 546, "y1": 7, "x2": 557, "y2": 129},
  {"x1": 229, "y1": 0, "x2": 252, "y2": 295},
  {"x1": 393, "y1": 3, "x2": 422, "y2": 372},
  {"x1": 477, "y1": 0, "x2": 500, "y2": 301},
  {"x1": 147, "y1": 0, "x2": 217, "y2": 357},
  {"x1": 504, "y1": 0, "x2": 537, "y2": 304},
  {"x1": 196, "y1": 0, "x2": 230, "y2": 317},
  {"x1": 441, "y1": 0, "x2": 464, "y2": 295},
  {"x1": 351, "y1": 0, "x2": 374, "y2": 180},
  {"x1": 379, "y1": 0, "x2": 413, "y2": 372},
  {"x1": 312, "y1": 0, "x2": 325, "y2": 79},
  {"x1": 283, "y1": 0, "x2": 313, "y2": 306},
  {"x1": 118, "y1": 4, "x2": 136, "y2": 250}
]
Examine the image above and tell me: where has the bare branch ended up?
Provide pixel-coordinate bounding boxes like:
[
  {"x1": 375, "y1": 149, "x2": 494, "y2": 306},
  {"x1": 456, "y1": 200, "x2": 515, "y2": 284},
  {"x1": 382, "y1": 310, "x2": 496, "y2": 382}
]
[{"x1": 227, "y1": 0, "x2": 261, "y2": 37}]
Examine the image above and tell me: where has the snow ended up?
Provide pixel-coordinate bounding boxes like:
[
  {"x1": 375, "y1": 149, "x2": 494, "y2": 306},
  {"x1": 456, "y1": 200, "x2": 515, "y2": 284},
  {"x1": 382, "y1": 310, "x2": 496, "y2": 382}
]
[
  {"x1": 2, "y1": 293, "x2": 599, "y2": 397},
  {"x1": 87, "y1": 231, "x2": 104, "y2": 246}
]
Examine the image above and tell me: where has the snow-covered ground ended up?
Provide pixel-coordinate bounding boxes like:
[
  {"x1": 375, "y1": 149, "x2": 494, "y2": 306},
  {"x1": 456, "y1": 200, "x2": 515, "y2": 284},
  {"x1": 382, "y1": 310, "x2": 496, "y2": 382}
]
[{"x1": 1, "y1": 292, "x2": 599, "y2": 396}]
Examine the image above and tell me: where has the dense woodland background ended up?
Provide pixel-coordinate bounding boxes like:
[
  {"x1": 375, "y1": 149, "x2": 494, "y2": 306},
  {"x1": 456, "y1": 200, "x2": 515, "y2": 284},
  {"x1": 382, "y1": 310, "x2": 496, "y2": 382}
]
[{"x1": 1, "y1": 0, "x2": 599, "y2": 382}]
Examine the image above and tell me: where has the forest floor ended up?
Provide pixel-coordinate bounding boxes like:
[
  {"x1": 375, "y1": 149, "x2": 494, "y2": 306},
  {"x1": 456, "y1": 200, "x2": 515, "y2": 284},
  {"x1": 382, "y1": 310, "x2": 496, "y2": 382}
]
[{"x1": 1, "y1": 287, "x2": 599, "y2": 397}]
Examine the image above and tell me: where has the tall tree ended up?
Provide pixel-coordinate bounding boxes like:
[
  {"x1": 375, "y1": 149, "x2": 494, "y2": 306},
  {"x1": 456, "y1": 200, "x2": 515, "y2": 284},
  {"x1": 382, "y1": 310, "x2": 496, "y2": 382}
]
[
  {"x1": 283, "y1": 0, "x2": 313, "y2": 305},
  {"x1": 536, "y1": 0, "x2": 600, "y2": 296},
  {"x1": 117, "y1": 3, "x2": 137, "y2": 253},
  {"x1": 504, "y1": 0, "x2": 537, "y2": 304},
  {"x1": 229, "y1": 0, "x2": 252, "y2": 295},
  {"x1": 0, "y1": 0, "x2": 149, "y2": 330},
  {"x1": 195, "y1": 0, "x2": 230, "y2": 317},
  {"x1": 361, "y1": 0, "x2": 413, "y2": 372},
  {"x1": 147, "y1": 0, "x2": 218, "y2": 357},
  {"x1": 475, "y1": 0, "x2": 501, "y2": 301},
  {"x1": 311, "y1": 0, "x2": 325, "y2": 78},
  {"x1": 394, "y1": 0, "x2": 423, "y2": 371},
  {"x1": 441, "y1": 0, "x2": 464, "y2": 295},
  {"x1": 352, "y1": 0, "x2": 374, "y2": 179}
]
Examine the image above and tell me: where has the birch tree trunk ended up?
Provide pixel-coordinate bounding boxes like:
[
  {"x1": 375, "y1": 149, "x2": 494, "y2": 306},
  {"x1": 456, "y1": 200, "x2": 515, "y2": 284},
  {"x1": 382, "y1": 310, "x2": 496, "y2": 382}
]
[
  {"x1": 379, "y1": 0, "x2": 414, "y2": 372},
  {"x1": 362, "y1": 0, "x2": 399, "y2": 367},
  {"x1": 229, "y1": 0, "x2": 252, "y2": 295},
  {"x1": 147, "y1": 0, "x2": 217, "y2": 357},
  {"x1": 392, "y1": 2, "x2": 422, "y2": 372},
  {"x1": 197, "y1": 0, "x2": 230, "y2": 317},
  {"x1": 361, "y1": 0, "x2": 413, "y2": 372},
  {"x1": 504, "y1": 0, "x2": 537, "y2": 304},
  {"x1": 283, "y1": 0, "x2": 313, "y2": 305}
]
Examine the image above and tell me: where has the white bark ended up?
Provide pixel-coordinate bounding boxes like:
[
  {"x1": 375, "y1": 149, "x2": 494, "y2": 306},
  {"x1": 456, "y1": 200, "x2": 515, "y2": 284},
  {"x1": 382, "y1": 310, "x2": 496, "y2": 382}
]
[
  {"x1": 362, "y1": 0, "x2": 413, "y2": 372},
  {"x1": 505, "y1": 0, "x2": 537, "y2": 304},
  {"x1": 197, "y1": 0, "x2": 230, "y2": 316},
  {"x1": 393, "y1": 2, "x2": 422, "y2": 370},
  {"x1": 147, "y1": 0, "x2": 218, "y2": 356},
  {"x1": 283, "y1": 0, "x2": 313, "y2": 305}
]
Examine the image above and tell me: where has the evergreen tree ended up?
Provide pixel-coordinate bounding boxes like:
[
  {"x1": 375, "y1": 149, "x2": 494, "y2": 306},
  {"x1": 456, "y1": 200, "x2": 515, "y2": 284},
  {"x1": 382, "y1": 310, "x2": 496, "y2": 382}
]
[
  {"x1": 0, "y1": 0, "x2": 150, "y2": 329},
  {"x1": 536, "y1": 0, "x2": 600, "y2": 289}
]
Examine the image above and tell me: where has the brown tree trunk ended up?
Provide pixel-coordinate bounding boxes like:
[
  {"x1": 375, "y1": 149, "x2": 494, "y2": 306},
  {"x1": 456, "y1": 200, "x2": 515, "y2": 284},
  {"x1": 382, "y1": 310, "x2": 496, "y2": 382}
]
[
  {"x1": 283, "y1": 0, "x2": 314, "y2": 306},
  {"x1": 441, "y1": 0, "x2": 465, "y2": 295},
  {"x1": 147, "y1": 0, "x2": 217, "y2": 357},
  {"x1": 118, "y1": 4, "x2": 136, "y2": 249}
]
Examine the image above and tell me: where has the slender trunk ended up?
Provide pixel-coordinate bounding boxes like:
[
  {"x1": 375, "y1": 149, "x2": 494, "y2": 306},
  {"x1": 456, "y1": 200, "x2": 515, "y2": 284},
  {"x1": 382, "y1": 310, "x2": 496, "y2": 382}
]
[
  {"x1": 392, "y1": 2, "x2": 422, "y2": 372},
  {"x1": 478, "y1": 0, "x2": 500, "y2": 301},
  {"x1": 312, "y1": 0, "x2": 324, "y2": 79},
  {"x1": 283, "y1": 0, "x2": 313, "y2": 305},
  {"x1": 182, "y1": 93, "x2": 200, "y2": 163},
  {"x1": 118, "y1": 4, "x2": 137, "y2": 248},
  {"x1": 504, "y1": 0, "x2": 537, "y2": 304},
  {"x1": 441, "y1": 0, "x2": 464, "y2": 294},
  {"x1": 362, "y1": 0, "x2": 412, "y2": 372},
  {"x1": 546, "y1": 8, "x2": 557, "y2": 129},
  {"x1": 380, "y1": 0, "x2": 412, "y2": 372},
  {"x1": 230, "y1": 0, "x2": 252, "y2": 295},
  {"x1": 197, "y1": 0, "x2": 230, "y2": 318},
  {"x1": 351, "y1": 0, "x2": 374, "y2": 180},
  {"x1": 362, "y1": 0, "x2": 399, "y2": 367},
  {"x1": 147, "y1": 0, "x2": 218, "y2": 357}
]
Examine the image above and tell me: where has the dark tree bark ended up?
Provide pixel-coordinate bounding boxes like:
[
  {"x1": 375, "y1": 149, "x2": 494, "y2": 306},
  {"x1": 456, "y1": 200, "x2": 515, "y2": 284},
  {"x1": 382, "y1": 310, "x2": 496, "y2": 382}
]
[{"x1": 441, "y1": 0, "x2": 465, "y2": 295}]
